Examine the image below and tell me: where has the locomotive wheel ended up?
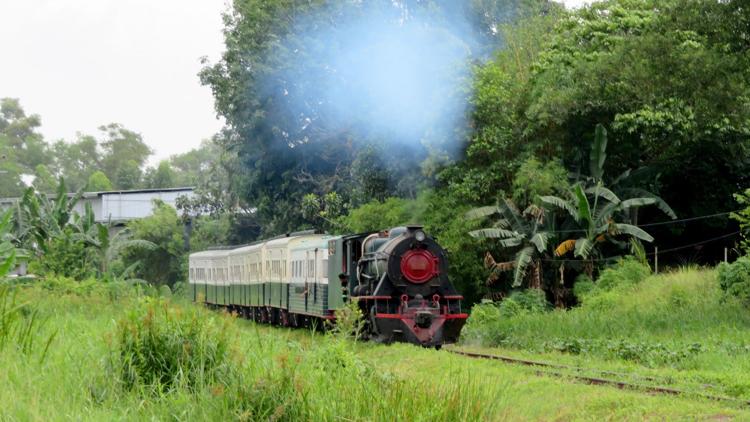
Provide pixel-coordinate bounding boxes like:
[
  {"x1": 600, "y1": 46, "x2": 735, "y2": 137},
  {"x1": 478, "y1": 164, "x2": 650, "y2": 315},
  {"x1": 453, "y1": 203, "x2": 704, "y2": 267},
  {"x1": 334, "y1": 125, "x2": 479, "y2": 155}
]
[{"x1": 281, "y1": 310, "x2": 289, "y2": 327}]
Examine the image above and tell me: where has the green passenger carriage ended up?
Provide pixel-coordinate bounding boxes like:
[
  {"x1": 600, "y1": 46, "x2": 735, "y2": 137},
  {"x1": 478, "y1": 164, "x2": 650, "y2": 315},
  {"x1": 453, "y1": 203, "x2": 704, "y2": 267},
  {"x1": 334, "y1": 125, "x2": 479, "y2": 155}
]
[{"x1": 189, "y1": 227, "x2": 468, "y2": 347}]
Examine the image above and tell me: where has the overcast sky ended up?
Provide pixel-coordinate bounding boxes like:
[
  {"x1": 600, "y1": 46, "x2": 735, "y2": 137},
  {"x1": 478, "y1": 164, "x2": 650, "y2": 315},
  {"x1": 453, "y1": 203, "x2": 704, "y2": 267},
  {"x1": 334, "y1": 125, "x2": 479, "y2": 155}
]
[{"x1": 0, "y1": 0, "x2": 591, "y2": 164}]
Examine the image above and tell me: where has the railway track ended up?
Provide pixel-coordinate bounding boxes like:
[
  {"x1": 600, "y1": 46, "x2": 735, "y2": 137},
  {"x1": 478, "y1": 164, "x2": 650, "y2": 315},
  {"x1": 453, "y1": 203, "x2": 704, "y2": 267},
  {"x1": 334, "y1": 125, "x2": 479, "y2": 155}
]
[{"x1": 446, "y1": 348, "x2": 750, "y2": 407}]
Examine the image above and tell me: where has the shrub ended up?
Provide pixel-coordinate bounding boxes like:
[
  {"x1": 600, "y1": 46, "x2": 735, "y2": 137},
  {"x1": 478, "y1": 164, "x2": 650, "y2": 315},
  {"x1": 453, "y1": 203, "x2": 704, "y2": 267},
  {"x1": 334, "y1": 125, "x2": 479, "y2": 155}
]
[
  {"x1": 596, "y1": 257, "x2": 651, "y2": 291},
  {"x1": 110, "y1": 298, "x2": 234, "y2": 393},
  {"x1": 461, "y1": 290, "x2": 549, "y2": 345},
  {"x1": 718, "y1": 257, "x2": 750, "y2": 306},
  {"x1": 461, "y1": 301, "x2": 505, "y2": 345},
  {"x1": 499, "y1": 289, "x2": 549, "y2": 317},
  {"x1": 572, "y1": 274, "x2": 595, "y2": 301}
]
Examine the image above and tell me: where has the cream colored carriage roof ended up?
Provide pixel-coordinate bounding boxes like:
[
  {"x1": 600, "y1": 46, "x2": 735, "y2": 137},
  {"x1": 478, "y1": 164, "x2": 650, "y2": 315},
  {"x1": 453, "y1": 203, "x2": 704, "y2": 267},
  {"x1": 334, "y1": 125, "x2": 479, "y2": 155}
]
[
  {"x1": 264, "y1": 236, "x2": 299, "y2": 249},
  {"x1": 227, "y1": 242, "x2": 264, "y2": 257},
  {"x1": 287, "y1": 234, "x2": 332, "y2": 250},
  {"x1": 290, "y1": 235, "x2": 338, "y2": 252},
  {"x1": 189, "y1": 249, "x2": 230, "y2": 260}
]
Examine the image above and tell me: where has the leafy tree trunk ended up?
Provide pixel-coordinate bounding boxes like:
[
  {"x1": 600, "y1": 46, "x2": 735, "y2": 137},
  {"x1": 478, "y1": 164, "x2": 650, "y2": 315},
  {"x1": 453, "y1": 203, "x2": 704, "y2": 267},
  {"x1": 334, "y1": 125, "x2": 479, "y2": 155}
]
[
  {"x1": 555, "y1": 263, "x2": 565, "y2": 308},
  {"x1": 529, "y1": 260, "x2": 542, "y2": 289},
  {"x1": 584, "y1": 260, "x2": 594, "y2": 279}
]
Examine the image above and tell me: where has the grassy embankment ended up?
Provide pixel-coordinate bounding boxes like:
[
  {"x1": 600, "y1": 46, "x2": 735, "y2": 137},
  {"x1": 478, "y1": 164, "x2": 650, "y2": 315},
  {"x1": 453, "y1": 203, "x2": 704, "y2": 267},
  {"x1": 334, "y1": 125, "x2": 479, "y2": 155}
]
[
  {"x1": 461, "y1": 264, "x2": 750, "y2": 402},
  {"x1": 0, "y1": 274, "x2": 748, "y2": 420}
]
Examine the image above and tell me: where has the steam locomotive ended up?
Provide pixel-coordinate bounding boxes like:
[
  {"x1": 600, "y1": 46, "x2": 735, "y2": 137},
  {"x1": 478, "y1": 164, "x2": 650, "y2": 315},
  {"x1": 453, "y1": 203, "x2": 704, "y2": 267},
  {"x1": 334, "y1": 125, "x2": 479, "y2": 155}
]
[{"x1": 188, "y1": 226, "x2": 468, "y2": 347}]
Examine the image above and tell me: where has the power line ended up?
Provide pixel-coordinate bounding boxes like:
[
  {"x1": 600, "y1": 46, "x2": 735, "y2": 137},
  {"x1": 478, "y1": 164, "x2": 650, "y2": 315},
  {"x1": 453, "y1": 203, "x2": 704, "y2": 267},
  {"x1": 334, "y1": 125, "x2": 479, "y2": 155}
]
[
  {"x1": 645, "y1": 231, "x2": 740, "y2": 255},
  {"x1": 541, "y1": 231, "x2": 741, "y2": 263},
  {"x1": 546, "y1": 209, "x2": 738, "y2": 235},
  {"x1": 639, "y1": 210, "x2": 738, "y2": 228}
]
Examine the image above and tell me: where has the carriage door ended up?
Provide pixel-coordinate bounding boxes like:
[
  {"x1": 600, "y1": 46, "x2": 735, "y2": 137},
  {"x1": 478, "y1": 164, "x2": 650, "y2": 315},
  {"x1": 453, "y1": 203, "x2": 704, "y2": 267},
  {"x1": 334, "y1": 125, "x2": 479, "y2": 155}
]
[
  {"x1": 304, "y1": 250, "x2": 310, "y2": 312},
  {"x1": 313, "y1": 248, "x2": 318, "y2": 305}
]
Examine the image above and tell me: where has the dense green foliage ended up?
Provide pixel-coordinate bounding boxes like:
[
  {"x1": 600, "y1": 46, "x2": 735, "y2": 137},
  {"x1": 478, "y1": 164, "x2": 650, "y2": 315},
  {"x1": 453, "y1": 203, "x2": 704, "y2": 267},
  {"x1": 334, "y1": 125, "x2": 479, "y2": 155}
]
[
  {"x1": 718, "y1": 257, "x2": 750, "y2": 307},
  {"x1": 122, "y1": 201, "x2": 186, "y2": 286}
]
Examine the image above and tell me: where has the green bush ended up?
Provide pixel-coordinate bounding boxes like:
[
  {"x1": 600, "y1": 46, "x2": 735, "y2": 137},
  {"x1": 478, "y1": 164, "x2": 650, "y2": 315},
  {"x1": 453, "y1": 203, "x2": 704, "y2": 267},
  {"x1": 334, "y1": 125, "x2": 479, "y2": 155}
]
[
  {"x1": 461, "y1": 301, "x2": 505, "y2": 345},
  {"x1": 462, "y1": 289, "x2": 549, "y2": 344},
  {"x1": 500, "y1": 289, "x2": 549, "y2": 317},
  {"x1": 110, "y1": 297, "x2": 234, "y2": 393},
  {"x1": 29, "y1": 232, "x2": 97, "y2": 280},
  {"x1": 718, "y1": 257, "x2": 750, "y2": 306},
  {"x1": 572, "y1": 274, "x2": 595, "y2": 301},
  {"x1": 596, "y1": 258, "x2": 651, "y2": 291}
]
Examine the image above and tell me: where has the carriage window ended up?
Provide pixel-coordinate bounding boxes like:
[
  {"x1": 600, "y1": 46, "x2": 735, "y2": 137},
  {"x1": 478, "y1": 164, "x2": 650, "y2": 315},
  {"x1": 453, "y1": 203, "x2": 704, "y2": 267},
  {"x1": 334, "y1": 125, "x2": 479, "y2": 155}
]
[
  {"x1": 321, "y1": 259, "x2": 328, "y2": 278},
  {"x1": 308, "y1": 259, "x2": 315, "y2": 277}
]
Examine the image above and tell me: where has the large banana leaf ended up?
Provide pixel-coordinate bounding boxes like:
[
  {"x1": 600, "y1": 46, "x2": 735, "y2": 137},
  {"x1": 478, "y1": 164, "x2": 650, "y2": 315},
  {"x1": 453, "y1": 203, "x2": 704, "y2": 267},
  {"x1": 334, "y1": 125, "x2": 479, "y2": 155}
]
[
  {"x1": 589, "y1": 124, "x2": 608, "y2": 181},
  {"x1": 530, "y1": 232, "x2": 549, "y2": 253},
  {"x1": 465, "y1": 205, "x2": 500, "y2": 220},
  {"x1": 573, "y1": 184, "x2": 593, "y2": 228},
  {"x1": 499, "y1": 198, "x2": 528, "y2": 232},
  {"x1": 614, "y1": 224, "x2": 654, "y2": 242},
  {"x1": 512, "y1": 246, "x2": 535, "y2": 287},
  {"x1": 586, "y1": 185, "x2": 620, "y2": 204},
  {"x1": 625, "y1": 188, "x2": 678, "y2": 219},
  {"x1": 574, "y1": 238, "x2": 594, "y2": 258},
  {"x1": 469, "y1": 228, "x2": 519, "y2": 239},
  {"x1": 539, "y1": 195, "x2": 579, "y2": 222},
  {"x1": 619, "y1": 197, "x2": 658, "y2": 210}
]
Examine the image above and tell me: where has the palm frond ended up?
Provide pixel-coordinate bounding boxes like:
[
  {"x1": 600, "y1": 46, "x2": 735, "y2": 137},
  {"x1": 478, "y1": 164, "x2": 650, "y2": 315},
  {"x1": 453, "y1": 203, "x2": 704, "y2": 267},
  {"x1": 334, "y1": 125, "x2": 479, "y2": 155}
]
[
  {"x1": 530, "y1": 232, "x2": 549, "y2": 253},
  {"x1": 619, "y1": 197, "x2": 658, "y2": 210},
  {"x1": 586, "y1": 185, "x2": 620, "y2": 204},
  {"x1": 499, "y1": 198, "x2": 527, "y2": 232},
  {"x1": 589, "y1": 124, "x2": 608, "y2": 181},
  {"x1": 512, "y1": 246, "x2": 535, "y2": 288},
  {"x1": 469, "y1": 228, "x2": 519, "y2": 239},
  {"x1": 614, "y1": 223, "x2": 654, "y2": 242},
  {"x1": 574, "y1": 238, "x2": 594, "y2": 258},
  {"x1": 611, "y1": 168, "x2": 632, "y2": 185},
  {"x1": 465, "y1": 205, "x2": 500, "y2": 220},
  {"x1": 573, "y1": 184, "x2": 592, "y2": 226},
  {"x1": 625, "y1": 188, "x2": 677, "y2": 219},
  {"x1": 539, "y1": 195, "x2": 579, "y2": 222}
]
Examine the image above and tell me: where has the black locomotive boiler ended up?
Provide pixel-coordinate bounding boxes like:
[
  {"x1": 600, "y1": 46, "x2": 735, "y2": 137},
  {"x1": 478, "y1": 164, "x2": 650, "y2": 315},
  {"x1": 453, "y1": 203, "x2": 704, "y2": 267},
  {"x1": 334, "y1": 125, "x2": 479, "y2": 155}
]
[{"x1": 341, "y1": 226, "x2": 468, "y2": 347}]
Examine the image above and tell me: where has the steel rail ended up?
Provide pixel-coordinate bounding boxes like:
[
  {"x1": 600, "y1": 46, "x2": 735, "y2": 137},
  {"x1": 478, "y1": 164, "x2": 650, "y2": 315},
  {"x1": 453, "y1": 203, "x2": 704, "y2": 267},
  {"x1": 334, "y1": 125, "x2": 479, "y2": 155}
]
[{"x1": 446, "y1": 348, "x2": 750, "y2": 407}]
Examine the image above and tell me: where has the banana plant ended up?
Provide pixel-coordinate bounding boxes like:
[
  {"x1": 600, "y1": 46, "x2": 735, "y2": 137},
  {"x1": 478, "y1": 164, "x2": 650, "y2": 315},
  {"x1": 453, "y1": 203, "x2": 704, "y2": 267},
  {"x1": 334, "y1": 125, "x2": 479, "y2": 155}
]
[
  {"x1": 540, "y1": 182, "x2": 669, "y2": 261},
  {"x1": 467, "y1": 198, "x2": 551, "y2": 288},
  {"x1": 0, "y1": 210, "x2": 17, "y2": 278},
  {"x1": 66, "y1": 203, "x2": 156, "y2": 275},
  {"x1": 578, "y1": 124, "x2": 676, "y2": 221},
  {"x1": 12, "y1": 178, "x2": 85, "y2": 255}
]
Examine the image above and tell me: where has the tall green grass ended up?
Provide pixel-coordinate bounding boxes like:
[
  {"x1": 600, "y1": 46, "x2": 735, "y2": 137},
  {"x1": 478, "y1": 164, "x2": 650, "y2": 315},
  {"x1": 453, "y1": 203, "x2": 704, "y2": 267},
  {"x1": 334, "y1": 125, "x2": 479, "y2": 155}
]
[
  {"x1": 0, "y1": 276, "x2": 748, "y2": 420},
  {"x1": 0, "y1": 284, "x2": 55, "y2": 361},
  {"x1": 462, "y1": 265, "x2": 750, "y2": 398}
]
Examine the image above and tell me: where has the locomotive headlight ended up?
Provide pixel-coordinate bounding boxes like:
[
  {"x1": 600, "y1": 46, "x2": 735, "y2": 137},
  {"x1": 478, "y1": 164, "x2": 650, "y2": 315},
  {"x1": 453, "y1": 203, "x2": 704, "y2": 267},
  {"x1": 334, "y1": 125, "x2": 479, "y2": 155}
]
[{"x1": 415, "y1": 230, "x2": 426, "y2": 242}]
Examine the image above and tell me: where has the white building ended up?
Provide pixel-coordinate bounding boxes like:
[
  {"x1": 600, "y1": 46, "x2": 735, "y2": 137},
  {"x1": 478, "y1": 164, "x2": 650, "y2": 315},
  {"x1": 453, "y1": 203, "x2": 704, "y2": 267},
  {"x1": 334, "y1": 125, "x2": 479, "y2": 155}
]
[{"x1": 0, "y1": 187, "x2": 195, "y2": 224}]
